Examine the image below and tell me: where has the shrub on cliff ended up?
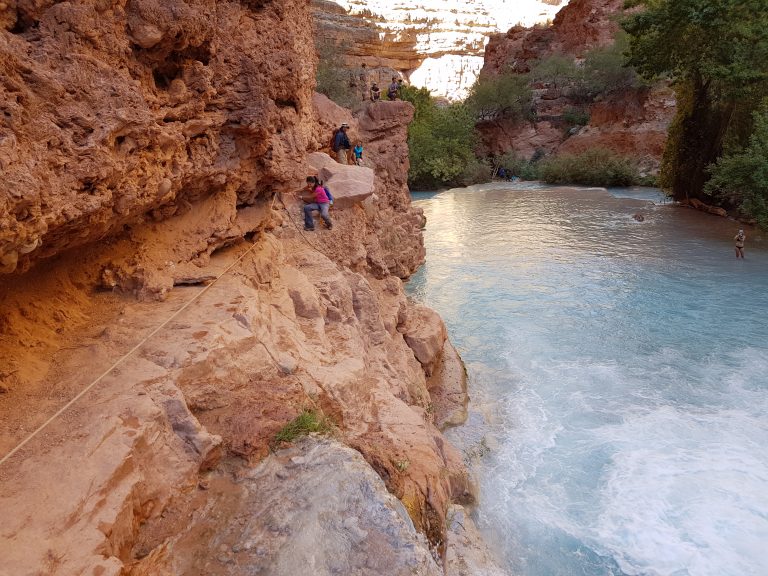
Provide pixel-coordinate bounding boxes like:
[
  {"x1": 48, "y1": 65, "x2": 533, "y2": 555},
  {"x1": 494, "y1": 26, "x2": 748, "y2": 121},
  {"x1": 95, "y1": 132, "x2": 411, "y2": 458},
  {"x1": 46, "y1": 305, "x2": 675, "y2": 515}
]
[
  {"x1": 466, "y1": 72, "x2": 533, "y2": 123},
  {"x1": 401, "y1": 86, "x2": 486, "y2": 189},
  {"x1": 537, "y1": 149, "x2": 639, "y2": 187},
  {"x1": 705, "y1": 104, "x2": 768, "y2": 227}
]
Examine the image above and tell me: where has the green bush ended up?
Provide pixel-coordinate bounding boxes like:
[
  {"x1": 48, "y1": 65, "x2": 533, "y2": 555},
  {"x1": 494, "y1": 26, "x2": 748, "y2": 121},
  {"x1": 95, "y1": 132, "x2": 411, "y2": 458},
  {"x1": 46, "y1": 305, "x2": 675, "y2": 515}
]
[
  {"x1": 537, "y1": 149, "x2": 639, "y2": 187},
  {"x1": 495, "y1": 151, "x2": 539, "y2": 180},
  {"x1": 562, "y1": 107, "x2": 590, "y2": 127},
  {"x1": 705, "y1": 105, "x2": 768, "y2": 226}
]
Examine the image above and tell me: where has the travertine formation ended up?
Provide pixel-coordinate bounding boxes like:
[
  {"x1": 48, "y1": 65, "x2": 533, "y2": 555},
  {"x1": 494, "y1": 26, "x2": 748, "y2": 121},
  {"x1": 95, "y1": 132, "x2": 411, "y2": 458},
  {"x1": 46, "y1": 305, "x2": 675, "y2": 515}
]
[{"x1": 0, "y1": 1, "x2": 505, "y2": 574}]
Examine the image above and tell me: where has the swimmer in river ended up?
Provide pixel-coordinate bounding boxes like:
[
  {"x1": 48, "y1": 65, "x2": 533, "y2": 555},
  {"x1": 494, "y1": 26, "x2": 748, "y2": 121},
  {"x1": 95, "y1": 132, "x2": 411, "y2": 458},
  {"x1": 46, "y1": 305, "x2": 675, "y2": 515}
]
[{"x1": 734, "y1": 229, "x2": 746, "y2": 259}]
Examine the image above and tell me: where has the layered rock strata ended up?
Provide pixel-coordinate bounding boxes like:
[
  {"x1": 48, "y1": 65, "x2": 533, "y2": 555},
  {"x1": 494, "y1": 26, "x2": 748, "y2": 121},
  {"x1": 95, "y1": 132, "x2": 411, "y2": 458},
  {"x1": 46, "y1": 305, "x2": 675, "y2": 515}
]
[
  {"x1": 0, "y1": 1, "x2": 502, "y2": 573},
  {"x1": 312, "y1": 0, "x2": 568, "y2": 99}
]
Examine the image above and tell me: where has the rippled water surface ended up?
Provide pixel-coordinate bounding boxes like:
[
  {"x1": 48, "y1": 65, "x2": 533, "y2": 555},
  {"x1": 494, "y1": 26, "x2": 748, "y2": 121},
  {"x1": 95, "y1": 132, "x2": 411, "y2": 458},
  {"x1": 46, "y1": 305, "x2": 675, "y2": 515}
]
[{"x1": 407, "y1": 183, "x2": 768, "y2": 576}]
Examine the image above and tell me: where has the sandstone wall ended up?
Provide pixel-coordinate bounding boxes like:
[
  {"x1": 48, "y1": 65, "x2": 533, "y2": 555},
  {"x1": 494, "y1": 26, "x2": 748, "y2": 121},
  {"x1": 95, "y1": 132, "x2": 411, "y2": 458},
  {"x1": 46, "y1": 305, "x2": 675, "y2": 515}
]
[{"x1": 1, "y1": 0, "x2": 317, "y2": 278}]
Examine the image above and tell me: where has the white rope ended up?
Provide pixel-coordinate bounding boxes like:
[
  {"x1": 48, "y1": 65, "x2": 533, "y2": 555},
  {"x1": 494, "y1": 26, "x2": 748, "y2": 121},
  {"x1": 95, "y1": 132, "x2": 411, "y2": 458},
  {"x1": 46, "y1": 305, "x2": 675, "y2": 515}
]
[{"x1": 0, "y1": 240, "x2": 258, "y2": 467}]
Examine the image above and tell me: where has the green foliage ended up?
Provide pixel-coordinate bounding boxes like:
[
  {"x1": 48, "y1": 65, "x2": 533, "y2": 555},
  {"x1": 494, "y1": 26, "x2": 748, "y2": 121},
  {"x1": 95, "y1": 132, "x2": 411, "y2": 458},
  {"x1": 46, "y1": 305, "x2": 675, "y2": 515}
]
[
  {"x1": 530, "y1": 53, "x2": 579, "y2": 90},
  {"x1": 315, "y1": 40, "x2": 357, "y2": 109},
  {"x1": 580, "y1": 31, "x2": 643, "y2": 96},
  {"x1": 623, "y1": 0, "x2": 768, "y2": 200},
  {"x1": 400, "y1": 87, "x2": 488, "y2": 189},
  {"x1": 537, "y1": 148, "x2": 640, "y2": 187},
  {"x1": 705, "y1": 105, "x2": 768, "y2": 226},
  {"x1": 562, "y1": 107, "x2": 590, "y2": 127},
  {"x1": 495, "y1": 151, "x2": 539, "y2": 180},
  {"x1": 273, "y1": 409, "x2": 333, "y2": 446},
  {"x1": 466, "y1": 72, "x2": 533, "y2": 122}
]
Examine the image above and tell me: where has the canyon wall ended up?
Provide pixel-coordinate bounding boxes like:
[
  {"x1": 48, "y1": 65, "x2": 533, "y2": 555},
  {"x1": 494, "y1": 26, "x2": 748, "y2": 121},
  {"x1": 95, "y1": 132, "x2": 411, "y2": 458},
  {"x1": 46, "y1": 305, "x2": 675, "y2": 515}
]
[
  {"x1": 312, "y1": 0, "x2": 568, "y2": 99},
  {"x1": 479, "y1": 0, "x2": 675, "y2": 172},
  {"x1": 0, "y1": 1, "x2": 502, "y2": 574}
]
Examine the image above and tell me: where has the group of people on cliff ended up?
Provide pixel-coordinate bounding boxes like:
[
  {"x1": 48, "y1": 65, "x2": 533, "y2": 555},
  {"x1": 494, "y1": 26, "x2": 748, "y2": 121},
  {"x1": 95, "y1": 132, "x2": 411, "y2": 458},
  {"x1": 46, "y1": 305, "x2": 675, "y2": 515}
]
[
  {"x1": 352, "y1": 64, "x2": 403, "y2": 103},
  {"x1": 331, "y1": 124, "x2": 363, "y2": 166}
]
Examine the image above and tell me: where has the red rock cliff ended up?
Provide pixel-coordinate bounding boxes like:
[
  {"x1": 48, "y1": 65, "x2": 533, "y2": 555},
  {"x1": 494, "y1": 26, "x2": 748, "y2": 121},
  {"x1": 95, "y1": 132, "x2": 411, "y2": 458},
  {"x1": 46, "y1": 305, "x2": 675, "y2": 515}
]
[
  {"x1": 0, "y1": 1, "x2": 491, "y2": 574},
  {"x1": 479, "y1": 0, "x2": 675, "y2": 172}
]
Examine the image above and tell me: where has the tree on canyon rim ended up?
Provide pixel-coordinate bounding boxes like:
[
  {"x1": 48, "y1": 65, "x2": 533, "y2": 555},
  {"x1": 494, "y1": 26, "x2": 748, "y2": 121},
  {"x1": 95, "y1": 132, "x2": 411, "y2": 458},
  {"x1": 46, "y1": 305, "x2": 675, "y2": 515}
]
[{"x1": 623, "y1": 0, "x2": 768, "y2": 207}]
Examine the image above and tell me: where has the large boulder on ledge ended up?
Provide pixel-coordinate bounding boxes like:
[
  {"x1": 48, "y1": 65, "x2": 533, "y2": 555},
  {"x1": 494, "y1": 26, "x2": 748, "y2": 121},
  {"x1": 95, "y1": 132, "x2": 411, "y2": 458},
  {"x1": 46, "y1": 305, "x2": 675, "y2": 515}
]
[{"x1": 308, "y1": 152, "x2": 375, "y2": 209}]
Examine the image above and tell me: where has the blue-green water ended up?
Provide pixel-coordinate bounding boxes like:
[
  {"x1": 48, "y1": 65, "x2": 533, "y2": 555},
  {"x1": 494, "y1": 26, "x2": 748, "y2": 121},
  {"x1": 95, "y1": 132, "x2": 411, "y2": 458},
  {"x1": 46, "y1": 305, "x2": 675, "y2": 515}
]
[{"x1": 407, "y1": 183, "x2": 768, "y2": 576}]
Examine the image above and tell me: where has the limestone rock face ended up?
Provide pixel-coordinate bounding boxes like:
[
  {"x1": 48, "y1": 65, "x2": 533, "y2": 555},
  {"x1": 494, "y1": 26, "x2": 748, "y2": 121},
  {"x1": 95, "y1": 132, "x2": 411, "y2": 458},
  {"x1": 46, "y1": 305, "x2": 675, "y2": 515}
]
[
  {"x1": 0, "y1": 0, "x2": 316, "y2": 277},
  {"x1": 312, "y1": 0, "x2": 569, "y2": 99},
  {"x1": 479, "y1": 0, "x2": 676, "y2": 172}
]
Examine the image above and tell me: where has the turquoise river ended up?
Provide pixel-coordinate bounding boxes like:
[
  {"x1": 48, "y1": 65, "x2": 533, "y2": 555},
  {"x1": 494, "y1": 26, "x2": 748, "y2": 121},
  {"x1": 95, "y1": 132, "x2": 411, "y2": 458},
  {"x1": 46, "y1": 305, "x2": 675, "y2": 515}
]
[{"x1": 407, "y1": 183, "x2": 768, "y2": 576}]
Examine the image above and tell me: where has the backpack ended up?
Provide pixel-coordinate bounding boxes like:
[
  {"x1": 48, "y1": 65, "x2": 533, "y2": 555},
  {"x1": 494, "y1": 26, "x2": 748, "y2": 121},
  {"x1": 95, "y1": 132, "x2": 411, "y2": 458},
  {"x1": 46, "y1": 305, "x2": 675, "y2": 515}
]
[
  {"x1": 323, "y1": 185, "x2": 334, "y2": 206},
  {"x1": 329, "y1": 128, "x2": 340, "y2": 151}
]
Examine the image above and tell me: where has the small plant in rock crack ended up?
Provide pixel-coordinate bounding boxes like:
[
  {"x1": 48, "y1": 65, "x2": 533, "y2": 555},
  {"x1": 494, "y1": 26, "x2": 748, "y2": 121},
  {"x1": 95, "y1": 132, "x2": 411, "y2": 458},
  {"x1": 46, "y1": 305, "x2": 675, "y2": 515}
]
[
  {"x1": 272, "y1": 409, "x2": 333, "y2": 447},
  {"x1": 395, "y1": 459, "x2": 410, "y2": 472}
]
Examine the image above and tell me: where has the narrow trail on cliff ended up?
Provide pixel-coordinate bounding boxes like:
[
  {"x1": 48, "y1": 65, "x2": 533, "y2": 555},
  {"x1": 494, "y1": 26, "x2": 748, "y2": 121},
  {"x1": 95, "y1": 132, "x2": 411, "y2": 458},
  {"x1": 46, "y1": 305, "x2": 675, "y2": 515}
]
[
  {"x1": 0, "y1": 239, "x2": 261, "y2": 468},
  {"x1": 0, "y1": 194, "x2": 339, "y2": 470}
]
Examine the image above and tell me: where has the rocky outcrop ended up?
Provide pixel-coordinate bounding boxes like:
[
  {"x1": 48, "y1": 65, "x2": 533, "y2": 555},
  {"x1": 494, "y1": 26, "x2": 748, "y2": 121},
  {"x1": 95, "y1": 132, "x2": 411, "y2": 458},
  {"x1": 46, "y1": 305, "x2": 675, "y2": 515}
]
[
  {"x1": 141, "y1": 438, "x2": 445, "y2": 575},
  {"x1": 478, "y1": 0, "x2": 675, "y2": 172},
  {"x1": 0, "y1": 3, "x2": 497, "y2": 573},
  {"x1": 1, "y1": 0, "x2": 316, "y2": 278},
  {"x1": 312, "y1": 0, "x2": 568, "y2": 99}
]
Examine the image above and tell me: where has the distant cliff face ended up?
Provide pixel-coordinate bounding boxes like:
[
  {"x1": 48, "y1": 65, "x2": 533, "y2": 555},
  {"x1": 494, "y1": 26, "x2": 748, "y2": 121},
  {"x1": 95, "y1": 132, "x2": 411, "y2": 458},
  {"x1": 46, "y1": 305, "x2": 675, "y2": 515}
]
[
  {"x1": 312, "y1": 0, "x2": 568, "y2": 99},
  {"x1": 478, "y1": 0, "x2": 676, "y2": 173}
]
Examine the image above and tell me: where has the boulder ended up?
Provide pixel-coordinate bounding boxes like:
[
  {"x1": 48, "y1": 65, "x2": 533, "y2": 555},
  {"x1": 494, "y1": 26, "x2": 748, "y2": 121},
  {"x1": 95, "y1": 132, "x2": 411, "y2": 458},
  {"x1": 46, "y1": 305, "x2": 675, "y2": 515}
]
[
  {"x1": 402, "y1": 303, "x2": 448, "y2": 375},
  {"x1": 308, "y1": 152, "x2": 376, "y2": 208}
]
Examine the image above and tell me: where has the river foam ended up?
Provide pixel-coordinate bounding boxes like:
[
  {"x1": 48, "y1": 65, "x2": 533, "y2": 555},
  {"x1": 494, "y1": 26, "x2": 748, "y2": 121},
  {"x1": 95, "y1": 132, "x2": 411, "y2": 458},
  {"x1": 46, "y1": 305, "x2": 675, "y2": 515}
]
[{"x1": 409, "y1": 184, "x2": 768, "y2": 576}]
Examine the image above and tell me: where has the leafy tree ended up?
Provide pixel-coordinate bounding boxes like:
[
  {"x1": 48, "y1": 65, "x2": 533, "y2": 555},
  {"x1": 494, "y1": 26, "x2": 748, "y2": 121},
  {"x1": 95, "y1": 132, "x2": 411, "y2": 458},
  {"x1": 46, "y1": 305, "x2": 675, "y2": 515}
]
[
  {"x1": 530, "y1": 54, "x2": 579, "y2": 91},
  {"x1": 580, "y1": 30, "x2": 642, "y2": 96},
  {"x1": 465, "y1": 72, "x2": 533, "y2": 122},
  {"x1": 705, "y1": 104, "x2": 768, "y2": 226},
  {"x1": 400, "y1": 87, "x2": 486, "y2": 189},
  {"x1": 623, "y1": 0, "x2": 768, "y2": 203}
]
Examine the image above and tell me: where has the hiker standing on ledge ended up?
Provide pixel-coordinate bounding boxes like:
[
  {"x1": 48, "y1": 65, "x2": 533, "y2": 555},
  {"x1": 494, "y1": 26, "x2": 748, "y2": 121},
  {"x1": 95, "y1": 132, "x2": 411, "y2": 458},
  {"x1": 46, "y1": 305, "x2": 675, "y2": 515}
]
[
  {"x1": 332, "y1": 123, "x2": 351, "y2": 164},
  {"x1": 387, "y1": 76, "x2": 399, "y2": 101}
]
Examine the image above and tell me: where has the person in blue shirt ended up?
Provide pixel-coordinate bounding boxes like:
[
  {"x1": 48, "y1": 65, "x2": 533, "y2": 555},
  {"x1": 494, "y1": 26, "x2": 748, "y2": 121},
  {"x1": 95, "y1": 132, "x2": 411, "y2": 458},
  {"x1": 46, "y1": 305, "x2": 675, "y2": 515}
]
[
  {"x1": 332, "y1": 124, "x2": 351, "y2": 164},
  {"x1": 353, "y1": 143, "x2": 363, "y2": 165}
]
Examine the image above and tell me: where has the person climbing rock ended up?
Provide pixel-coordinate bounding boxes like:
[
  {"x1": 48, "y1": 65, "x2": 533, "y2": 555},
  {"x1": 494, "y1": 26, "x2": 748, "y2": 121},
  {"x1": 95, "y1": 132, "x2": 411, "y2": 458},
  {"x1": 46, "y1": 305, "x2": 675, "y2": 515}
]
[
  {"x1": 332, "y1": 123, "x2": 351, "y2": 164},
  {"x1": 734, "y1": 229, "x2": 746, "y2": 258},
  {"x1": 299, "y1": 176, "x2": 332, "y2": 231},
  {"x1": 387, "y1": 76, "x2": 399, "y2": 101},
  {"x1": 370, "y1": 82, "x2": 381, "y2": 102},
  {"x1": 353, "y1": 142, "x2": 363, "y2": 166}
]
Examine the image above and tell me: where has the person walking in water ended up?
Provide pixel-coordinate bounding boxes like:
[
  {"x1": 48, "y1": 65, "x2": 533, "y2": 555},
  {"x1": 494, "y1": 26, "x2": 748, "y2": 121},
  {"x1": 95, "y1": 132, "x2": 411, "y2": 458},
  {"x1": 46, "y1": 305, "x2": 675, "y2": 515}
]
[
  {"x1": 300, "y1": 176, "x2": 332, "y2": 231},
  {"x1": 734, "y1": 229, "x2": 746, "y2": 258},
  {"x1": 353, "y1": 142, "x2": 363, "y2": 166},
  {"x1": 332, "y1": 123, "x2": 351, "y2": 164}
]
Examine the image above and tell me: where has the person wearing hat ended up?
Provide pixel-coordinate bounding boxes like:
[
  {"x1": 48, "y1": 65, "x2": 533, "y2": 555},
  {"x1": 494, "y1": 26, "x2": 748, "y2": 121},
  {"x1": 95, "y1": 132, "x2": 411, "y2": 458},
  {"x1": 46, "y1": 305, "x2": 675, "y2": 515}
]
[
  {"x1": 734, "y1": 229, "x2": 746, "y2": 258},
  {"x1": 332, "y1": 123, "x2": 351, "y2": 164}
]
